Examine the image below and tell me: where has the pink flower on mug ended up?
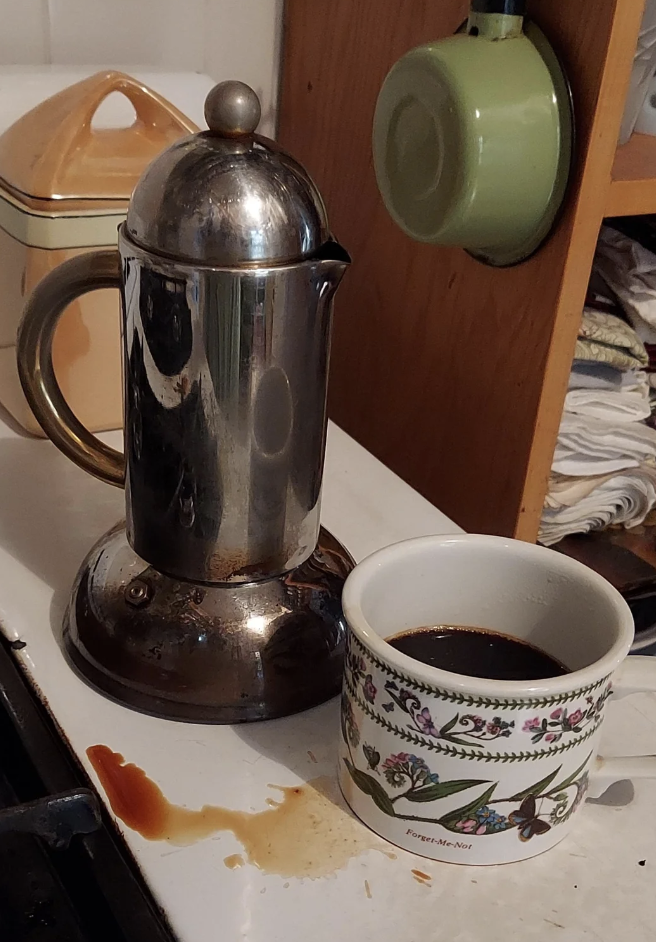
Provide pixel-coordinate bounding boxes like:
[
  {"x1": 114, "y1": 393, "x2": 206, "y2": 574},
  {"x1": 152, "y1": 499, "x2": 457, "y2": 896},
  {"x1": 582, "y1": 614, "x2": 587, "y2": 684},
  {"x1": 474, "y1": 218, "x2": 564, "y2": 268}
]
[
  {"x1": 362, "y1": 674, "x2": 377, "y2": 704},
  {"x1": 544, "y1": 733, "x2": 557, "y2": 742},
  {"x1": 550, "y1": 708, "x2": 563, "y2": 720},
  {"x1": 455, "y1": 819, "x2": 478, "y2": 833},
  {"x1": 382, "y1": 752, "x2": 410, "y2": 769},
  {"x1": 568, "y1": 709, "x2": 584, "y2": 727},
  {"x1": 415, "y1": 707, "x2": 440, "y2": 738},
  {"x1": 523, "y1": 717, "x2": 540, "y2": 731}
]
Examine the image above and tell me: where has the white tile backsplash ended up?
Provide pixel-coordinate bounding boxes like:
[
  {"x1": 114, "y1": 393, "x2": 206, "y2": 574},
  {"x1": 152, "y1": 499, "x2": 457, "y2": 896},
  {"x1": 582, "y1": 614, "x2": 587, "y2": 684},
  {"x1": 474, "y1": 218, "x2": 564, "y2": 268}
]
[
  {"x1": 0, "y1": 0, "x2": 282, "y2": 132},
  {"x1": 202, "y1": 0, "x2": 283, "y2": 135},
  {"x1": 48, "y1": 0, "x2": 205, "y2": 69},
  {"x1": 0, "y1": 0, "x2": 49, "y2": 63}
]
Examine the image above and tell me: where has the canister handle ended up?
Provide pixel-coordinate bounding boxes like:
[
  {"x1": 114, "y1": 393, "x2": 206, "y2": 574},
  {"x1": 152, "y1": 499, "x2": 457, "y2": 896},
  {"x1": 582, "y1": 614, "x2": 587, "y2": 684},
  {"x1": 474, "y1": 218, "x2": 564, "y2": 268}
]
[{"x1": 16, "y1": 250, "x2": 125, "y2": 488}]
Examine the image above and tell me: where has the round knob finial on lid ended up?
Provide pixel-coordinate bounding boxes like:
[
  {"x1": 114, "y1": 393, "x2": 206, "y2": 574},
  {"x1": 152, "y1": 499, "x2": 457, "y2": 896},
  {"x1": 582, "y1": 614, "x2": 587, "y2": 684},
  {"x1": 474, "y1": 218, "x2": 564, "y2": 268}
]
[
  {"x1": 127, "y1": 77, "x2": 329, "y2": 266},
  {"x1": 204, "y1": 80, "x2": 261, "y2": 138}
]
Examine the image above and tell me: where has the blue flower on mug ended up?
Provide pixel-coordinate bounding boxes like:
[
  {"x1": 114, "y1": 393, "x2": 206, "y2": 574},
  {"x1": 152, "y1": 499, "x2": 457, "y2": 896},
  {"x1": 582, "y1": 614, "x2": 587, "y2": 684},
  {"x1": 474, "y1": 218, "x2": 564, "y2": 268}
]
[
  {"x1": 381, "y1": 752, "x2": 440, "y2": 790},
  {"x1": 455, "y1": 806, "x2": 508, "y2": 835}
]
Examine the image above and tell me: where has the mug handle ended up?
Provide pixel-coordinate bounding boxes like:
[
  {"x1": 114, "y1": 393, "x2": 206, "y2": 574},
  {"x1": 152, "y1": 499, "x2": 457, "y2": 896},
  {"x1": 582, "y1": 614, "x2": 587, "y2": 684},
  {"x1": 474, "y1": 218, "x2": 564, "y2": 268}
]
[
  {"x1": 588, "y1": 656, "x2": 656, "y2": 798},
  {"x1": 16, "y1": 250, "x2": 125, "y2": 488}
]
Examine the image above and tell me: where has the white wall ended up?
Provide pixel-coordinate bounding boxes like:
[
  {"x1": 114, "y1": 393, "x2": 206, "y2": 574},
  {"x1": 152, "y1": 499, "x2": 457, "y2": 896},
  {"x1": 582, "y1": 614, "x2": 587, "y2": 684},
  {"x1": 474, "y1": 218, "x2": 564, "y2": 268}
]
[{"x1": 0, "y1": 0, "x2": 283, "y2": 134}]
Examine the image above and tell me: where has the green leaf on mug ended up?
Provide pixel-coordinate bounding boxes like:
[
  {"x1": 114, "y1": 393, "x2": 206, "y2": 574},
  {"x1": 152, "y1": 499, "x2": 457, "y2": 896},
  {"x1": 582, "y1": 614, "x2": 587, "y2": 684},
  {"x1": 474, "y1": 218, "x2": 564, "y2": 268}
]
[
  {"x1": 405, "y1": 779, "x2": 491, "y2": 803},
  {"x1": 340, "y1": 708, "x2": 348, "y2": 746},
  {"x1": 439, "y1": 714, "x2": 459, "y2": 736},
  {"x1": 343, "y1": 758, "x2": 396, "y2": 816},
  {"x1": 441, "y1": 734, "x2": 485, "y2": 747},
  {"x1": 507, "y1": 767, "x2": 561, "y2": 802},
  {"x1": 438, "y1": 783, "x2": 497, "y2": 827},
  {"x1": 546, "y1": 752, "x2": 593, "y2": 796}
]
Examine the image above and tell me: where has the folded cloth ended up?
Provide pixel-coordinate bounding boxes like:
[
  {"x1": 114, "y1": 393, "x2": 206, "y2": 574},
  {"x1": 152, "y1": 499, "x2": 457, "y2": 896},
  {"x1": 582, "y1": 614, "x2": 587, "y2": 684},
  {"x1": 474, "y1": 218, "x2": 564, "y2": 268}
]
[
  {"x1": 552, "y1": 413, "x2": 656, "y2": 475},
  {"x1": 574, "y1": 306, "x2": 649, "y2": 370},
  {"x1": 544, "y1": 471, "x2": 618, "y2": 509},
  {"x1": 540, "y1": 465, "x2": 656, "y2": 546},
  {"x1": 594, "y1": 226, "x2": 656, "y2": 344},
  {"x1": 568, "y1": 361, "x2": 644, "y2": 390},
  {"x1": 564, "y1": 378, "x2": 651, "y2": 424}
]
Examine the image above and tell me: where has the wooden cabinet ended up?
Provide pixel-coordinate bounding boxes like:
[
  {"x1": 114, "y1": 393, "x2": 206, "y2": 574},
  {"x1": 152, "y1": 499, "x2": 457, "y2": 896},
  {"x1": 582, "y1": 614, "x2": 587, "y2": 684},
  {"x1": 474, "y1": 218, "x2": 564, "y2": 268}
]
[{"x1": 278, "y1": 0, "x2": 654, "y2": 540}]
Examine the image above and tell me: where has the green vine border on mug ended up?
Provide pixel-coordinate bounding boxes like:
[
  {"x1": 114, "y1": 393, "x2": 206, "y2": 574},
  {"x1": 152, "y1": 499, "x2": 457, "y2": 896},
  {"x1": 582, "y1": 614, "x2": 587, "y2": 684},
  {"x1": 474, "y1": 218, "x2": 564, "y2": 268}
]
[
  {"x1": 349, "y1": 633, "x2": 612, "y2": 710},
  {"x1": 345, "y1": 674, "x2": 603, "y2": 764}
]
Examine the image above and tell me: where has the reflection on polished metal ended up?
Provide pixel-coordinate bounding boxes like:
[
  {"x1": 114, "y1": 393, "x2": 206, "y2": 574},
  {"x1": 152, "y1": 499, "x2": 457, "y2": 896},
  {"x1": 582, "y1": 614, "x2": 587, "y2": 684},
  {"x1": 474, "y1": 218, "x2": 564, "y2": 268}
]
[
  {"x1": 64, "y1": 524, "x2": 354, "y2": 723},
  {"x1": 17, "y1": 250, "x2": 125, "y2": 487},
  {"x1": 204, "y1": 80, "x2": 261, "y2": 138},
  {"x1": 127, "y1": 81, "x2": 329, "y2": 267},
  {"x1": 16, "y1": 81, "x2": 351, "y2": 722},
  {"x1": 121, "y1": 231, "x2": 349, "y2": 584}
]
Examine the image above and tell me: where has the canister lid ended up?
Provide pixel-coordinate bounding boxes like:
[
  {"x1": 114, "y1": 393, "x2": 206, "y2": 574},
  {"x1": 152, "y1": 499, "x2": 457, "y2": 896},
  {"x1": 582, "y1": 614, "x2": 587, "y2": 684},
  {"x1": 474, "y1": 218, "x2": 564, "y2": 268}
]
[
  {"x1": 0, "y1": 71, "x2": 198, "y2": 202},
  {"x1": 125, "y1": 81, "x2": 330, "y2": 267}
]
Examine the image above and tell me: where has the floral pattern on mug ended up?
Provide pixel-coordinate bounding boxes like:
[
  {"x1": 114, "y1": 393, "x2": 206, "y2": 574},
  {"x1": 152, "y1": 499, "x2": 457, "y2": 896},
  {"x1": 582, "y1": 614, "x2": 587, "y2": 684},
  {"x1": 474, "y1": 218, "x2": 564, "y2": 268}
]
[
  {"x1": 379, "y1": 681, "x2": 516, "y2": 747},
  {"x1": 341, "y1": 691, "x2": 360, "y2": 748},
  {"x1": 341, "y1": 714, "x2": 592, "y2": 845},
  {"x1": 362, "y1": 675, "x2": 377, "y2": 704},
  {"x1": 381, "y1": 753, "x2": 440, "y2": 789},
  {"x1": 344, "y1": 633, "x2": 612, "y2": 765},
  {"x1": 521, "y1": 685, "x2": 612, "y2": 744},
  {"x1": 455, "y1": 806, "x2": 508, "y2": 835}
]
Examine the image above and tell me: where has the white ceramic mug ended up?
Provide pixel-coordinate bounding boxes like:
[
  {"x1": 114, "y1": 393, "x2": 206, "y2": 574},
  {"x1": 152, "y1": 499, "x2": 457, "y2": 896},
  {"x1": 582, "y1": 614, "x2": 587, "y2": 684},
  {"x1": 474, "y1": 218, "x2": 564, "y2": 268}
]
[{"x1": 338, "y1": 534, "x2": 656, "y2": 865}]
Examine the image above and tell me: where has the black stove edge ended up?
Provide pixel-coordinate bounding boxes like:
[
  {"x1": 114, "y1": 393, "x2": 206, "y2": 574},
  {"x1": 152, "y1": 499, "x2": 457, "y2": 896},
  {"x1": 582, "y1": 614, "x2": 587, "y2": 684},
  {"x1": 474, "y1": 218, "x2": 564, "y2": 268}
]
[{"x1": 0, "y1": 635, "x2": 179, "y2": 942}]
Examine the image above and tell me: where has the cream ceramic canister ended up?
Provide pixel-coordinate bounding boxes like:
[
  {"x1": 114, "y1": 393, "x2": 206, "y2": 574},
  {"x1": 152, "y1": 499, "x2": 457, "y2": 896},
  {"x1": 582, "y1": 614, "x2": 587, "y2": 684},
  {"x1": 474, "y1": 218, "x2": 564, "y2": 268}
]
[
  {"x1": 338, "y1": 534, "x2": 656, "y2": 865},
  {"x1": 0, "y1": 70, "x2": 197, "y2": 435}
]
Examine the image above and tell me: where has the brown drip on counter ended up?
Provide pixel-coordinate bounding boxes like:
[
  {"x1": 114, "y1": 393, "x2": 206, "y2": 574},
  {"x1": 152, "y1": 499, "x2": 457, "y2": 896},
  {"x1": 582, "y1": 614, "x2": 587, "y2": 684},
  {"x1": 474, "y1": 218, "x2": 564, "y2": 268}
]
[{"x1": 86, "y1": 745, "x2": 388, "y2": 879}]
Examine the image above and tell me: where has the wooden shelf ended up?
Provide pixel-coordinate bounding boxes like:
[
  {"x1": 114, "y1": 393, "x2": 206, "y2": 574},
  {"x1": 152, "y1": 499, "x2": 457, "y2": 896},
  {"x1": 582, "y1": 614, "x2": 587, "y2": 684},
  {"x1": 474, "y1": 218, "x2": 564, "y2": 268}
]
[{"x1": 607, "y1": 132, "x2": 656, "y2": 217}]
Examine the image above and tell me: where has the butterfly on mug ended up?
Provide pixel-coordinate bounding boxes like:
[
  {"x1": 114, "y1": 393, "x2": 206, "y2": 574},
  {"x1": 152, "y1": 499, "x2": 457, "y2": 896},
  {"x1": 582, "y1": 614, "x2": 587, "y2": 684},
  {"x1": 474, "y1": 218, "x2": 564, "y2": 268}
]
[
  {"x1": 509, "y1": 795, "x2": 551, "y2": 842},
  {"x1": 362, "y1": 743, "x2": 381, "y2": 772}
]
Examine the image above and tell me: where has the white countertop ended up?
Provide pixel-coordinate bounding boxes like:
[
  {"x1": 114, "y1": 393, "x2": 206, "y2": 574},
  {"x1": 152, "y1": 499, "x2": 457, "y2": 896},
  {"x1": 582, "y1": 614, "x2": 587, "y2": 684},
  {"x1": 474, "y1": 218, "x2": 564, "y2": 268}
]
[{"x1": 0, "y1": 418, "x2": 655, "y2": 941}]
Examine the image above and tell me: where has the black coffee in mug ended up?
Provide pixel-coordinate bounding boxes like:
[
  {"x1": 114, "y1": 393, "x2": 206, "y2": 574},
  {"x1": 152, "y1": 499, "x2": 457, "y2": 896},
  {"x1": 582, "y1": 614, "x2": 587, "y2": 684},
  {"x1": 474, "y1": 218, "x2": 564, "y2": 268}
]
[{"x1": 387, "y1": 625, "x2": 570, "y2": 681}]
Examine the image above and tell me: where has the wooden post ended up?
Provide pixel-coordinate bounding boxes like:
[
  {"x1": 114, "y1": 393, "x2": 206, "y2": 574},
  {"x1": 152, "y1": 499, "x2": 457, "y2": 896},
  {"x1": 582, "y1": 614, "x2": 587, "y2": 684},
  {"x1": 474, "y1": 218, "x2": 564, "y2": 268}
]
[{"x1": 278, "y1": 0, "x2": 644, "y2": 539}]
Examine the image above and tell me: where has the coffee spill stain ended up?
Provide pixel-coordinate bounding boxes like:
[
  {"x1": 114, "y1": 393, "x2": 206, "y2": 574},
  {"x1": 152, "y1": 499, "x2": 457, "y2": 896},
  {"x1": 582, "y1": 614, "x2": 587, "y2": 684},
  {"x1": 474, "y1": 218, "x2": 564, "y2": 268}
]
[
  {"x1": 364, "y1": 880, "x2": 372, "y2": 899},
  {"x1": 412, "y1": 868, "x2": 432, "y2": 886},
  {"x1": 283, "y1": 882, "x2": 290, "y2": 889},
  {"x1": 224, "y1": 854, "x2": 244, "y2": 870},
  {"x1": 307, "y1": 751, "x2": 318, "y2": 764},
  {"x1": 87, "y1": 745, "x2": 388, "y2": 879}
]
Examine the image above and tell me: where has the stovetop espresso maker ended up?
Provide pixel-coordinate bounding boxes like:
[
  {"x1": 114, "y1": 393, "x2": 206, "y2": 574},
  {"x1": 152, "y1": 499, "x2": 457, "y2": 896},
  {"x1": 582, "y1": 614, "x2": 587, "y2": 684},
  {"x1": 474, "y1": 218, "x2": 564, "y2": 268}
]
[{"x1": 17, "y1": 81, "x2": 353, "y2": 723}]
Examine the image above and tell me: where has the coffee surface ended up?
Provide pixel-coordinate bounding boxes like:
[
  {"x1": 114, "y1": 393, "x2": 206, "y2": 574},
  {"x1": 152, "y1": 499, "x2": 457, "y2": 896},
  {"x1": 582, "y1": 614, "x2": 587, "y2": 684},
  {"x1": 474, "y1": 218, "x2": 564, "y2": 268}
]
[{"x1": 387, "y1": 625, "x2": 569, "y2": 681}]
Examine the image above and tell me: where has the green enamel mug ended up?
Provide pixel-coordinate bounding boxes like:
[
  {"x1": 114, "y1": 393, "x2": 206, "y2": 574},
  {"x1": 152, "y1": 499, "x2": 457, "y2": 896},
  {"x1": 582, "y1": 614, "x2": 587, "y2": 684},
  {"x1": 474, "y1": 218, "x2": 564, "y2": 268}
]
[{"x1": 372, "y1": 0, "x2": 573, "y2": 266}]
